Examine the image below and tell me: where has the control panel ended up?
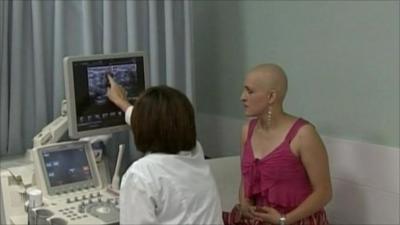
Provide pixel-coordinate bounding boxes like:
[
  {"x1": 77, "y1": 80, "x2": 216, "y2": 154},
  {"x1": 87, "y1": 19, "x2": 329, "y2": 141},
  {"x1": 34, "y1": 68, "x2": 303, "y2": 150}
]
[
  {"x1": 32, "y1": 189, "x2": 119, "y2": 224},
  {"x1": 28, "y1": 141, "x2": 120, "y2": 225}
]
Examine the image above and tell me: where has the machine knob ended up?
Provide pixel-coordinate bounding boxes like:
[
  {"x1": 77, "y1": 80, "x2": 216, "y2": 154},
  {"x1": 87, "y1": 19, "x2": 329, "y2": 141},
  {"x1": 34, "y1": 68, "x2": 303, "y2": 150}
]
[
  {"x1": 98, "y1": 198, "x2": 102, "y2": 203},
  {"x1": 66, "y1": 198, "x2": 72, "y2": 203},
  {"x1": 79, "y1": 205, "x2": 85, "y2": 213},
  {"x1": 97, "y1": 192, "x2": 101, "y2": 197},
  {"x1": 82, "y1": 195, "x2": 87, "y2": 200},
  {"x1": 90, "y1": 193, "x2": 95, "y2": 198},
  {"x1": 107, "y1": 198, "x2": 113, "y2": 203},
  {"x1": 75, "y1": 196, "x2": 80, "y2": 201}
]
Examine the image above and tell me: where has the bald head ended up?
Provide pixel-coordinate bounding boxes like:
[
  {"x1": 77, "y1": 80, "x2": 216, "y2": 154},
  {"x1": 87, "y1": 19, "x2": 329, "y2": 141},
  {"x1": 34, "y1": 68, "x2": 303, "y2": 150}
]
[{"x1": 247, "y1": 63, "x2": 288, "y2": 102}]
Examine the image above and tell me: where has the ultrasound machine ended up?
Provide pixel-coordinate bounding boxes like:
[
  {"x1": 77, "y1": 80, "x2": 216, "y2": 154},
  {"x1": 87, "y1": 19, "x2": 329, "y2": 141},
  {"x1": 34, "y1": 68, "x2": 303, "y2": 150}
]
[{"x1": 0, "y1": 52, "x2": 147, "y2": 225}]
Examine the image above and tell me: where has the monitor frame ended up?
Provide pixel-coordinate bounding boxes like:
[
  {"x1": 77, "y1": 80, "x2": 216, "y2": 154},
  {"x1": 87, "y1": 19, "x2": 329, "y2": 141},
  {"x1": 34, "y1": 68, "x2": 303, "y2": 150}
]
[
  {"x1": 33, "y1": 141, "x2": 101, "y2": 196},
  {"x1": 64, "y1": 52, "x2": 148, "y2": 139}
]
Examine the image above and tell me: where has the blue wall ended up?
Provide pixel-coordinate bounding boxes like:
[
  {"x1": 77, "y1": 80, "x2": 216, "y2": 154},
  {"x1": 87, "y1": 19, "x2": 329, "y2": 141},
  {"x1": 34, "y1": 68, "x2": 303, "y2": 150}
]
[{"x1": 193, "y1": 1, "x2": 399, "y2": 148}]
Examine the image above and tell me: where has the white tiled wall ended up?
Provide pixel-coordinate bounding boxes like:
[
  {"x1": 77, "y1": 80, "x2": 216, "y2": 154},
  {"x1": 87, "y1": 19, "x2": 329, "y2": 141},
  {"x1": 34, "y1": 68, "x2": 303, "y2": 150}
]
[{"x1": 200, "y1": 113, "x2": 400, "y2": 225}]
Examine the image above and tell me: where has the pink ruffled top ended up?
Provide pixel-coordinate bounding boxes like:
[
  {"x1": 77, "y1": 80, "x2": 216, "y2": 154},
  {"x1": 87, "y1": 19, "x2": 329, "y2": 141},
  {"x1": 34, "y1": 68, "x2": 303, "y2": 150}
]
[{"x1": 241, "y1": 118, "x2": 312, "y2": 212}]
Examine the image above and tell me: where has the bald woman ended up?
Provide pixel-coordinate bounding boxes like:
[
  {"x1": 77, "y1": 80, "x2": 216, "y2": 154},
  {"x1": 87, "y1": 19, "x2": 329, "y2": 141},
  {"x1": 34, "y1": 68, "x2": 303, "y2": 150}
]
[{"x1": 226, "y1": 64, "x2": 332, "y2": 225}]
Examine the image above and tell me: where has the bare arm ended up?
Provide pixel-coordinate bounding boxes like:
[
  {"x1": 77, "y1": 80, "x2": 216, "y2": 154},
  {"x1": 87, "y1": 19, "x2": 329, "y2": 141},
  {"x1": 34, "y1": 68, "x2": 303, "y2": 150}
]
[
  {"x1": 239, "y1": 122, "x2": 255, "y2": 217},
  {"x1": 106, "y1": 75, "x2": 132, "y2": 112},
  {"x1": 252, "y1": 124, "x2": 332, "y2": 224},
  {"x1": 284, "y1": 124, "x2": 332, "y2": 224},
  {"x1": 239, "y1": 122, "x2": 249, "y2": 204}
]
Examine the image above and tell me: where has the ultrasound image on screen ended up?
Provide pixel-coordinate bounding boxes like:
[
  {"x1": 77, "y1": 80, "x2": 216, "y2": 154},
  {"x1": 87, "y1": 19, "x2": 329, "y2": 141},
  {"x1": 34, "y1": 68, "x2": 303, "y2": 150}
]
[
  {"x1": 42, "y1": 148, "x2": 92, "y2": 187},
  {"x1": 87, "y1": 64, "x2": 138, "y2": 106},
  {"x1": 72, "y1": 57, "x2": 145, "y2": 132}
]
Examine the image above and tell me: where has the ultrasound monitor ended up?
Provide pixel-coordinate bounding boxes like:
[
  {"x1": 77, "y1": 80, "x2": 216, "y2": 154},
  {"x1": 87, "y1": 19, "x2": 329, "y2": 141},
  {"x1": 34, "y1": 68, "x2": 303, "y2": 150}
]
[
  {"x1": 33, "y1": 141, "x2": 101, "y2": 196},
  {"x1": 64, "y1": 52, "x2": 147, "y2": 139}
]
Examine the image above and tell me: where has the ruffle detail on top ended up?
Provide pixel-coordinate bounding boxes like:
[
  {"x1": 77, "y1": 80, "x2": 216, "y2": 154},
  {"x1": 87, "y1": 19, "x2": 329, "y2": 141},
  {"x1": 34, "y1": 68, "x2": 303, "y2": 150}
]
[
  {"x1": 241, "y1": 118, "x2": 313, "y2": 209},
  {"x1": 242, "y1": 150, "x2": 311, "y2": 208},
  {"x1": 242, "y1": 158, "x2": 275, "y2": 196}
]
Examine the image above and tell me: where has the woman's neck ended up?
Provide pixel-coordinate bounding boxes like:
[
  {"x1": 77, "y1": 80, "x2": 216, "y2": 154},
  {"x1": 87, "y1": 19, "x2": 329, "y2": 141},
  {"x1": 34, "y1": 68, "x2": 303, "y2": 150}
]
[{"x1": 258, "y1": 106, "x2": 286, "y2": 131}]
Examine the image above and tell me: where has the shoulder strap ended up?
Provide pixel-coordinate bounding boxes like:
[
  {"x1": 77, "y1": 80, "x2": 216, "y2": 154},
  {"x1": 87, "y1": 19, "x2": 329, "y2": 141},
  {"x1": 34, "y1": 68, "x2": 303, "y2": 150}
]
[
  {"x1": 285, "y1": 118, "x2": 308, "y2": 143},
  {"x1": 246, "y1": 119, "x2": 258, "y2": 141}
]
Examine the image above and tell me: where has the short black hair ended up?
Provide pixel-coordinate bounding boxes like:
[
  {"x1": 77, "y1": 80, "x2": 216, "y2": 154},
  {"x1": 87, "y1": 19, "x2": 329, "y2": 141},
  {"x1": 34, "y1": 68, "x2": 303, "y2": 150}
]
[{"x1": 131, "y1": 85, "x2": 196, "y2": 154}]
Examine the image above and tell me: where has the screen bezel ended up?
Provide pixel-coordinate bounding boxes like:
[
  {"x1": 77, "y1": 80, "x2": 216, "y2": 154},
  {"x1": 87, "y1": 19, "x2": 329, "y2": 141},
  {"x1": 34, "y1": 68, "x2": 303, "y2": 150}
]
[
  {"x1": 36, "y1": 141, "x2": 100, "y2": 196},
  {"x1": 64, "y1": 52, "x2": 148, "y2": 139}
]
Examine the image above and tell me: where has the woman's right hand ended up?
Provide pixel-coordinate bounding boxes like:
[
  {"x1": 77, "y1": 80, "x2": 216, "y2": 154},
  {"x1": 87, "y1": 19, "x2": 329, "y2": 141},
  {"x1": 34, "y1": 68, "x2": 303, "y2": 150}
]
[
  {"x1": 106, "y1": 75, "x2": 131, "y2": 112},
  {"x1": 239, "y1": 204, "x2": 251, "y2": 218},
  {"x1": 239, "y1": 202, "x2": 256, "y2": 220}
]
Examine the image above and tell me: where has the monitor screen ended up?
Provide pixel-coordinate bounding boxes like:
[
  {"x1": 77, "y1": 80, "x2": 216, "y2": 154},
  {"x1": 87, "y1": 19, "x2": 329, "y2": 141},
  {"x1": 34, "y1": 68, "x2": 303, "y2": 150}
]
[
  {"x1": 35, "y1": 141, "x2": 100, "y2": 195},
  {"x1": 64, "y1": 52, "x2": 147, "y2": 138},
  {"x1": 42, "y1": 147, "x2": 92, "y2": 187}
]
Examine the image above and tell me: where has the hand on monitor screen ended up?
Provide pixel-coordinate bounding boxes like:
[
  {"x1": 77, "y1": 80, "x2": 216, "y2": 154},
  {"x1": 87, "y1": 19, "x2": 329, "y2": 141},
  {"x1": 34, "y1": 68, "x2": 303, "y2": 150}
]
[
  {"x1": 106, "y1": 75, "x2": 132, "y2": 112},
  {"x1": 64, "y1": 52, "x2": 147, "y2": 138}
]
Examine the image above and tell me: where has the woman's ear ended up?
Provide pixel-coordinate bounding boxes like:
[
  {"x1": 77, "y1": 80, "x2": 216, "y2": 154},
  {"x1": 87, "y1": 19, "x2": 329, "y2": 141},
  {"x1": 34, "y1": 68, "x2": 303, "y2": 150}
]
[{"x1": 267, "y1": 89, "x2": 277, "y2": 104}]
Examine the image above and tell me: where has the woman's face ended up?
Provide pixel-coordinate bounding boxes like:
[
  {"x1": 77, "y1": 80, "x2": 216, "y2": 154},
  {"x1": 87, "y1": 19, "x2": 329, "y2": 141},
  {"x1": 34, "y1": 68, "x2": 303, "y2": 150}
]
[{"x1": 240, "y1": 73, "x2": 269, "y2": 117}]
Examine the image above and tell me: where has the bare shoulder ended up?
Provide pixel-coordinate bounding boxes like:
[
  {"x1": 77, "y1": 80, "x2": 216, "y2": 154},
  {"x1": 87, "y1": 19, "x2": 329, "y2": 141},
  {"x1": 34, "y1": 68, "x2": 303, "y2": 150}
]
[
  {"x1": 242, "y1": 121, "x2": 250, "y2": 137},
  {"x1": 296, "y1": 122, "x2": 326, "y2": 156},
  {"x1": 241, "y1": 120, "x2": 251, "y2": 143},
  {"x1": 240, "y1": 120, "x2": 251, "y2": 154},
  {"x1": 297, "y1": 121, "x2": 323, "y2": 141}
]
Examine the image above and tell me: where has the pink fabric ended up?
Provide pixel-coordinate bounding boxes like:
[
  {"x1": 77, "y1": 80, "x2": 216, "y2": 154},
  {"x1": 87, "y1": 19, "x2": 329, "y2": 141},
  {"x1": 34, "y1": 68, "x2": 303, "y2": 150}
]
[
  {"x1": 223, "y1": 207, "x2": 328, "y2": 225},
  {"x1": 223, "y1": 118, "x2": 329, "y2": 225},
  {"x1": 241, "y1": 118, "x2": 313, "y2": 212}
]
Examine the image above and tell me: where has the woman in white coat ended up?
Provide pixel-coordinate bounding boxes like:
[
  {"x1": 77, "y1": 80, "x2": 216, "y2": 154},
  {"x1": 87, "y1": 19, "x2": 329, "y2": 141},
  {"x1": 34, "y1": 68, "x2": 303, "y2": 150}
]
[{"x1": 106, "y1": 75, "x2": 223, "y2": 225}]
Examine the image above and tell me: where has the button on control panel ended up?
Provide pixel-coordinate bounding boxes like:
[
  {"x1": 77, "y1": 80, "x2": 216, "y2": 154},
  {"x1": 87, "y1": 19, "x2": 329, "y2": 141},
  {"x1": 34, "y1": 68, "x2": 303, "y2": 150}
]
[{"x1": 38, "y1": 190, "x2": 119, "y2": 224}]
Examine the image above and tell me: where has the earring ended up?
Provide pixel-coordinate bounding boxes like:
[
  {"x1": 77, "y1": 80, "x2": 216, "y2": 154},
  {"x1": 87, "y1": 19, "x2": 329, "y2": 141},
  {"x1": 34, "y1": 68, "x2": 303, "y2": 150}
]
[{"x1": 267, "y1": 105, "x2": 272, "y2": 128}]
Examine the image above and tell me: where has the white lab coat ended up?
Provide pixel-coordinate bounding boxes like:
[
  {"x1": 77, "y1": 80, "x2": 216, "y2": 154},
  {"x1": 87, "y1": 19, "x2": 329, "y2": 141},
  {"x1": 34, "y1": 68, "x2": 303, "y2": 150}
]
[{"x1": 119, "y1": 130, "x2": 223, "y2": 224}]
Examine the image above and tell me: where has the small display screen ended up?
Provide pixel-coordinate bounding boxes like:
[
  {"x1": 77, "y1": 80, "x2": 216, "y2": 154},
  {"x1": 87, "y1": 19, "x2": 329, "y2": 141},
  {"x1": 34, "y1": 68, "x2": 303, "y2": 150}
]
[
  {"x1": 72, "y1": 56, "x2": 145, "y2": 132},
  {"x1": 42, "y1": 147, "x2": 92, "y2": 187}
]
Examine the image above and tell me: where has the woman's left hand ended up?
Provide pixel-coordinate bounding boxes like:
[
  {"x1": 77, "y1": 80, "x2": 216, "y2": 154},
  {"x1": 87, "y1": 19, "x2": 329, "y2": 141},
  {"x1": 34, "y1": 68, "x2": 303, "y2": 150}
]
[{"x1": 252, "y1": 206, "x2": 281, "y2": 224}]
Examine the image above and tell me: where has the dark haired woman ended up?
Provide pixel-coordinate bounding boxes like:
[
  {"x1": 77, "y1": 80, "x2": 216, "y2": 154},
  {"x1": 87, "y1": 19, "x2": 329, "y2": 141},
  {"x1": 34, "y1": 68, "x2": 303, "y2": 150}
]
[{"x1": 106, "y1": 76, "x2": 223, "y2": 225}]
